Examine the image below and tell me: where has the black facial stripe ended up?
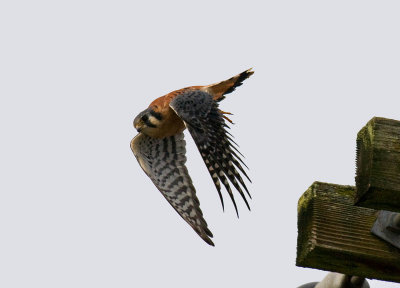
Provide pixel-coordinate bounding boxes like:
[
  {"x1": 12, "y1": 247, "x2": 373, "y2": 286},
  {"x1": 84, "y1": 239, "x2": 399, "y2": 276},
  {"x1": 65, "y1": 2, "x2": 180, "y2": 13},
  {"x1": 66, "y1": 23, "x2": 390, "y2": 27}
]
[
  {"x1": 144, "y1": 118, "x2": 157, "y2": 128},
  {"x1": 150, "y1": 110, "x2": 163, "y2": 121},
  {"x1": 141, "y1": 114, "x2": 148, "y2": 121}
]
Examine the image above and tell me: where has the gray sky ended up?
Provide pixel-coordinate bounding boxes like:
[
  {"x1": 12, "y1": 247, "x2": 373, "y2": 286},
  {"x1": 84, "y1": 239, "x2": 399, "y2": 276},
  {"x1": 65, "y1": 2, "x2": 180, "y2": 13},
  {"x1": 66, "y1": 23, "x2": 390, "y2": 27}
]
[{"x1": 1, "y1": 1, "x2": 399, "y2": 287}]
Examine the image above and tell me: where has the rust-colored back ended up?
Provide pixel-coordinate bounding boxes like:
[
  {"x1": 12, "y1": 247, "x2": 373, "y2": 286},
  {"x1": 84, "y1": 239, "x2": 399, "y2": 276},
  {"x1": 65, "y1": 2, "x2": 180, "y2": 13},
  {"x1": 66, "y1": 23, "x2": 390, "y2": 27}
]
[{"x1": 204, "y1": 68, "x2": 254, "y2": 101}]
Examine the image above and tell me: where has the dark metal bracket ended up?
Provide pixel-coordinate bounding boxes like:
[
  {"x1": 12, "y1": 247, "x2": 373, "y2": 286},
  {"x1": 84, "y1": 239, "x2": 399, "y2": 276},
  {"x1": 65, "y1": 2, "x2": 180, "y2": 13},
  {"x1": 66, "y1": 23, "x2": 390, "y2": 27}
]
[{"x1": 371, "y1": 210, "x2": 400, "y2": 250}]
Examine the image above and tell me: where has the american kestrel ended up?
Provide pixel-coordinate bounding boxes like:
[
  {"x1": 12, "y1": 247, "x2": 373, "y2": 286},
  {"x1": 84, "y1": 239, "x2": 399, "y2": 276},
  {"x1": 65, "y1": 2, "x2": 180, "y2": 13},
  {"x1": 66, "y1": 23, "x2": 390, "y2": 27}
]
[{"x1": 130, "y1": 69, "x2": 253, "y2": 246}]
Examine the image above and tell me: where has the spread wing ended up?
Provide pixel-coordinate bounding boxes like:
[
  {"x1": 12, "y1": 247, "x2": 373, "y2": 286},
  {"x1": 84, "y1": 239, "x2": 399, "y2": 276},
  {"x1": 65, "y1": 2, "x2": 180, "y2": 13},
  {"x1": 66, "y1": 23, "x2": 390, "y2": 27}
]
[
  {"x1": 170, "y1": 90, "x2": 251, "y2": 216},
  {"x1": 130, "y1": 132, "x2": 214, "y2": 246}
]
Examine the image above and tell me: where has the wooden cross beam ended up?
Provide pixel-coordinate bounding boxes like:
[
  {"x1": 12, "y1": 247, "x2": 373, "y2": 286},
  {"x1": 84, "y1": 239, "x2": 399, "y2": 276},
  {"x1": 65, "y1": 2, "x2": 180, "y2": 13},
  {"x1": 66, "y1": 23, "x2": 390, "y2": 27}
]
[{"x1": 296, "y1": 182, "x2": 400, "y2": 283}]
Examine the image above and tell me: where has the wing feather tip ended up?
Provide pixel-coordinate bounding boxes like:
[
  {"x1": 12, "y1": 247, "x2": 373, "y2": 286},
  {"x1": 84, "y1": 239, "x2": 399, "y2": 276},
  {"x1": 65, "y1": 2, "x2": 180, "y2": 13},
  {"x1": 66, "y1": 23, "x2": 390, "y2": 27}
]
[{"x1": 205, "y1": 238, "x2": 215, "y2": 246}]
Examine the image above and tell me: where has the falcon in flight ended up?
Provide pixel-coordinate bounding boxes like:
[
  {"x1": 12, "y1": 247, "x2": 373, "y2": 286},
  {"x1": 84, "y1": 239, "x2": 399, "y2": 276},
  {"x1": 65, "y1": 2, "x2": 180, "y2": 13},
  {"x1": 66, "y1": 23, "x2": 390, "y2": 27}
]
[{"x1": 130, "y1": 69, "x2": 253, "y2": 246}]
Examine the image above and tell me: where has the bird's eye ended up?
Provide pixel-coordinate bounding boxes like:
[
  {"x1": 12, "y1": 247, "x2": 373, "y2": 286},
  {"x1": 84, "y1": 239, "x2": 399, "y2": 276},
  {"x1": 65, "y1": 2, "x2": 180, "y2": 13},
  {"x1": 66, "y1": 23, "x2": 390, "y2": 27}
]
[{"x1": 141, "y1": 114, "x2": 148, "y2": 122}]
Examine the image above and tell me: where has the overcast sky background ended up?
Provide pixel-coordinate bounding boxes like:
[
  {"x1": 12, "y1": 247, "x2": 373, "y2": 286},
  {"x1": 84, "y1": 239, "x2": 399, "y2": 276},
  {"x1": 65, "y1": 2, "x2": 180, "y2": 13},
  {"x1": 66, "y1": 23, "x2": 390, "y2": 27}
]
[{"x1": 1, "y1": 1, "x2": 400, "y2": 287}]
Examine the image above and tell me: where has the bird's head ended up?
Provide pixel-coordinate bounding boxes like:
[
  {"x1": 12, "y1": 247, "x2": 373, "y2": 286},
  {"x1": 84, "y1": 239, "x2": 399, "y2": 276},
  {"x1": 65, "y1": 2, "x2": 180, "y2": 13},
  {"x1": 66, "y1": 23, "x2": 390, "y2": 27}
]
[{"x1": 133, "y1": 108, "x2": 163, "y2": 135}]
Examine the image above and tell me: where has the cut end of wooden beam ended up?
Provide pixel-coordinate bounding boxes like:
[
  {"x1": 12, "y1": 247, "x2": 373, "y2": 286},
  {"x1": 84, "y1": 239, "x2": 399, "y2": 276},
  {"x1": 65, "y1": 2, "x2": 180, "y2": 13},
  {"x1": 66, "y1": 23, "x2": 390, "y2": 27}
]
[
  {"x1": 297, "y1": 182, "x2": 400, "y2": 283},
  {"x1": 355, "y1": 117, "x2": 400, "y2": 212}
]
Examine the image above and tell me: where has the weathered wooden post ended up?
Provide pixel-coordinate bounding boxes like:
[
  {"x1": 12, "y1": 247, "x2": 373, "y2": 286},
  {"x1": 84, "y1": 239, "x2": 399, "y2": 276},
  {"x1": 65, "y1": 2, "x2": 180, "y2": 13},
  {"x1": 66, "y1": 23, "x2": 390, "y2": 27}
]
[
  {"x1": 296, "y1": 117, "x2": 400, "y2": 286},
  {"x1": 355, "y1": 117, "x2": 400, "y2": 212}
]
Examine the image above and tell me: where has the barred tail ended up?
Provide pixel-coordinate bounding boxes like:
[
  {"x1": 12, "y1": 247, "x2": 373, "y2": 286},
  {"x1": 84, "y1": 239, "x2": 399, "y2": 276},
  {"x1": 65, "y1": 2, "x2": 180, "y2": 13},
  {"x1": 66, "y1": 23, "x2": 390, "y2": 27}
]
[{"x1": 204, "y1": 68, "x2": 254, "y2": 102}]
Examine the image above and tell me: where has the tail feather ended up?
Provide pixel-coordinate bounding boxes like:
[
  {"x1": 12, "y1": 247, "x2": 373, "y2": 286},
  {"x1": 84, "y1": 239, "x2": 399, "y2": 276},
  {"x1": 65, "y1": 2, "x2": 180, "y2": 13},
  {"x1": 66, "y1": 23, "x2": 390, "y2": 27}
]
[{"x1": 205, "y1": 68, "x2": 254, "y2": 102}]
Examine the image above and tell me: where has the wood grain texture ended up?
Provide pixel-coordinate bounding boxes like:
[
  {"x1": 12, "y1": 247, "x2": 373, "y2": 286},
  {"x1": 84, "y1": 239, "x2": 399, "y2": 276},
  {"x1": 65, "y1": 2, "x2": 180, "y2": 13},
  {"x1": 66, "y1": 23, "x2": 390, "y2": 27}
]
[
  {"x1": 297, "y1": 182, "x2": 400, "y2": 283},
  {"x1": 355, "y1": 117, "x2": 400, "y2": 212}
]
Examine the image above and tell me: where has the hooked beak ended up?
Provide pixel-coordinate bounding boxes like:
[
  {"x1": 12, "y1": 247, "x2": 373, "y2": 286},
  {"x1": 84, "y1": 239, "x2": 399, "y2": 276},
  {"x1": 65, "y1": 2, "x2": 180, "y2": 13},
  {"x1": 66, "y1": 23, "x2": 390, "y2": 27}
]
[{"x1": 133, "y1": 113, "x2": 143, "y2": 133}]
